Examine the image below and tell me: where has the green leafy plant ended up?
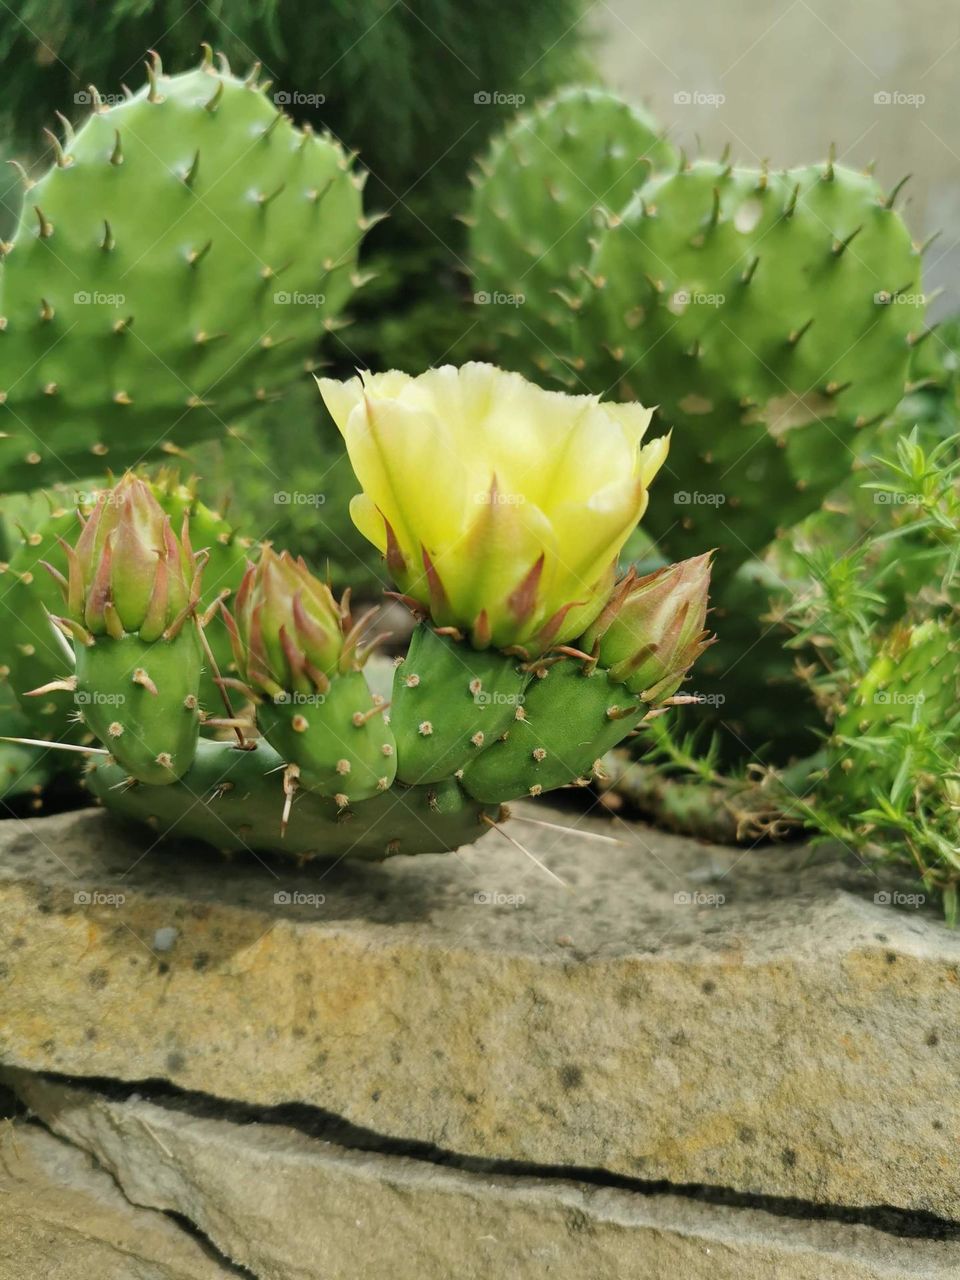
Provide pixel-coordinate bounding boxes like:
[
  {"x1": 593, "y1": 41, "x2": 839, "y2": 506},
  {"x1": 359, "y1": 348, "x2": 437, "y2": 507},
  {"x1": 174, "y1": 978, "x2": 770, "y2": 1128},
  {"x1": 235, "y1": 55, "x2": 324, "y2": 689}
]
[{"x1": 778, "y1": 428, "x2": 960, "y2": 917}]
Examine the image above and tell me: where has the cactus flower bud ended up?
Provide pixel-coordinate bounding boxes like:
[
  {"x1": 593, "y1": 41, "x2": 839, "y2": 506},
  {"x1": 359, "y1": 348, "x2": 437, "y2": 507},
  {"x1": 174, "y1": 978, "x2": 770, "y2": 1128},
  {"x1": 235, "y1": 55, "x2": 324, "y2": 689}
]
[
  {"x1": 582, "y1": 552, "x2": 714, "y2": 701},
  {"x1": 66, "y1": 472, "x2": 197, "y2": 643},
  {"x1": 226, "y1": 546, "x2": 397, "y2": 803},
  {"x1": 317, "y1": 363, "x2": 669, "y2": 655},
  {"x1": 229, "y1": 546, "x2": 347, "y2": 698},
  {"x1": 43, "y1": 473, "x2": 205, "y2": 786}
]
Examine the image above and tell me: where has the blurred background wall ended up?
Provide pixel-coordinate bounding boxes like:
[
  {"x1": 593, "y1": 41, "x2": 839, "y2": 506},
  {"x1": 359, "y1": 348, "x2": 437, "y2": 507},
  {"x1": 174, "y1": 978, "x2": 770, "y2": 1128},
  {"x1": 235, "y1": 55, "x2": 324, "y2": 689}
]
[{"x1": 593, "y1": 0, "x2": 960, "y2": 312}]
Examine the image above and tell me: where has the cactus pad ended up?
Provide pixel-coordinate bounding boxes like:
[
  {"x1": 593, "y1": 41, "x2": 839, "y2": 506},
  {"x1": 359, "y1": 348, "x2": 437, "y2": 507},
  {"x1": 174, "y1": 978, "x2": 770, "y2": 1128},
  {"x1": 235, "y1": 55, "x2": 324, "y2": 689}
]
[
  {"x1": 579, "y1": 158, "x2": 924, "y2": 569},
  {"x1": 469, "y1": 87, "x2": 675, "y2": 380},
  {"x1": 0, "y1": 50, "x2": 365, "y2": 491}
]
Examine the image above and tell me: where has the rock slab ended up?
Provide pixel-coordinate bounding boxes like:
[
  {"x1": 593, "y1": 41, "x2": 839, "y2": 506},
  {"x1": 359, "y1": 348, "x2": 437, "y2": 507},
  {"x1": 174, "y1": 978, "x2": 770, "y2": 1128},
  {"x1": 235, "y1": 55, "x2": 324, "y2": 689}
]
[
  {"x1": 11, "y1": 1071, "x2": 957, "y2": 1280},
  {"x1": 0, "y1": 1116, "x2": 232, "y2": 1278},
  {"x1": 1, "y1": 806, "x2": 958, "y2": 1217}
]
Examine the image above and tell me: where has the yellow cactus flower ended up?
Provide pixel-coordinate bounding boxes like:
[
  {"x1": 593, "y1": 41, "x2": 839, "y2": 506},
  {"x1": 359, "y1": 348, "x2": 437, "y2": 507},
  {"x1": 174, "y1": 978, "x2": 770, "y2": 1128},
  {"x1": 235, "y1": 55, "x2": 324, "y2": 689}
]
[{"x1": 317, "y1": 363, "x2": 668, "y2": 653}]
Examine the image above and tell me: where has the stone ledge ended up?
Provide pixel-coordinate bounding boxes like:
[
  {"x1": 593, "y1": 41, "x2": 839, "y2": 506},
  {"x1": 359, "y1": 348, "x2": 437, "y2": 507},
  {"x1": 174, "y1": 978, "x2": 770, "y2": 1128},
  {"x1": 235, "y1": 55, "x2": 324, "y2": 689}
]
[
  {"x1": 11, "y1": 1071, "x2": 958, "y2": 1280},
  {"x1": 0, "y1": 1116, "x2": 232, "y2": 1278},
  {"x1": 1, "y1": 806, "x2": 957, "y2": 1218}
]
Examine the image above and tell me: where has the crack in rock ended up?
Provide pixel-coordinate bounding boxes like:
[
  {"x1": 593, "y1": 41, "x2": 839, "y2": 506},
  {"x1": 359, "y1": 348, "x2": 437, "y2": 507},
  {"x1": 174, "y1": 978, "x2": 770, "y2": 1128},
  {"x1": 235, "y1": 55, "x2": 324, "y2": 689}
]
[{"x1": 15, "y1": 1067, "x2": 960, "y2": 1243}]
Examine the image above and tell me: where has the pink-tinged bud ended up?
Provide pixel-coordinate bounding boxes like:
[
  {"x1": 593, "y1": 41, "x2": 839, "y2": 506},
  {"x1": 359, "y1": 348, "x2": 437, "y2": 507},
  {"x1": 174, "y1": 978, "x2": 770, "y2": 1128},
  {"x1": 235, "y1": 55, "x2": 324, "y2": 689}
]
[
  {"x1": 582, "y1": 552, "x2": 715, "y2": 701},
  {"x1": 67, "y1": 474, "x2": 196, "y2": 642},
  {"x1": 229, "y1": 546, "x2": 345, "y2": 696}
]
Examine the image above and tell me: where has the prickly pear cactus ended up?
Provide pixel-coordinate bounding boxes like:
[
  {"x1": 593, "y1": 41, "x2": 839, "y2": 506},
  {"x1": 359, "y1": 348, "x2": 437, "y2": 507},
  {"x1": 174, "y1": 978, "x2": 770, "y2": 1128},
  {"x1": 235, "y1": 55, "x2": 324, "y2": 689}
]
[
  {"x1": 578, "y1": 157, "x2": 925, "y2": 571},
  {"x1": 22, "y1": 366, "x2": 716, "y2": 862},
  {"x1": 468, "y1": 88, "x2": 676, "y2": 381},
  {"x1": 0, "y1": 472, "x2": 249, "y2": 747},
  {"x1": 86, "y1": 738, "x2": 499, "y2": 860},
  {"x1": 0, "y1": 48, "x2": 367, "y2": 492}
]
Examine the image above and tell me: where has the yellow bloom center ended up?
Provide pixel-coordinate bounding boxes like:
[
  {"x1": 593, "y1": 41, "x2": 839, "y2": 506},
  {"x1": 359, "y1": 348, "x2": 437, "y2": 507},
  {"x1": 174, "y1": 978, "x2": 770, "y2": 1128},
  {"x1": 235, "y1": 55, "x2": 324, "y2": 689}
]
[{"x1": 317, "y1": 363, "x2": 668, "y2": 652}]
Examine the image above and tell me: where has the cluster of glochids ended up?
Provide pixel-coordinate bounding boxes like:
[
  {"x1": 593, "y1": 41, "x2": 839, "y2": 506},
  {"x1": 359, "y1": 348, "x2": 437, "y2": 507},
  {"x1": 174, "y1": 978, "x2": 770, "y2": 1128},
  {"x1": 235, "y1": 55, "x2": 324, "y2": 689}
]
[{"x1": 14, "y1": 365, "x2": 714, "y2": 860}]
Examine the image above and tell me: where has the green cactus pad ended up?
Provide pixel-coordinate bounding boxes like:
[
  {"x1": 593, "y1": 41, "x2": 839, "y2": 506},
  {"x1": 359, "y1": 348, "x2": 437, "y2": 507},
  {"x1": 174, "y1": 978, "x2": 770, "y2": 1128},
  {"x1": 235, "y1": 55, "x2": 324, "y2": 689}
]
[
  {"x1": 390, "y1": 625, "x2": 530, "y2": 785},
  {"x1": 469, "y1": 87, "x2": 675, "y2": 381},
  {"x1": 461, "y1": 660, "x2": 641, "y2": 802},
  {"x1": 86, "y1": 737, "x2": 499, "y2": 860},
  {"x1": 0, "y1": 52, "x2": 365, "y2": 491},
  {"x1": 579, "y1": 158, "x2": 924, "y2": 570},
  {"x1": 256, "y1": 670, "x2": 397, "y2": 803},
  {"x1": 0, "y1": 476, "x2": 249, "y2": 743},
  {"x1": 75, "y1": 628, "x2": 203, "y2": 784}
]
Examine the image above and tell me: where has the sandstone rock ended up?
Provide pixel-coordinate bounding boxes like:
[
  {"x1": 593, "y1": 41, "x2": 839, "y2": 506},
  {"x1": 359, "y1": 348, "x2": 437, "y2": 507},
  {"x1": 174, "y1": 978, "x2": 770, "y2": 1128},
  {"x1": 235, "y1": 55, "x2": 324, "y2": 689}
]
[
  {"x1": 12, "y1": 1071, "x2": 958, "y2": 1280},
  {"x1": 0, "y1": 806, "x2": 957, "y2": 1217},
  {"x1": 0, "y1": 1117, "x2": 232, "y2": 1279}
]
